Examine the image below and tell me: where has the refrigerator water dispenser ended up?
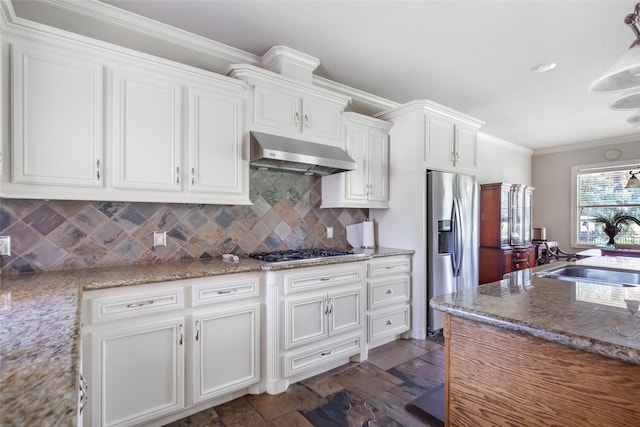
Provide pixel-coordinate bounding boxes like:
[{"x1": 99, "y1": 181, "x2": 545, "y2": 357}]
[{"x1": 437, "y1": 220, "x2": 454, "y2": 254}]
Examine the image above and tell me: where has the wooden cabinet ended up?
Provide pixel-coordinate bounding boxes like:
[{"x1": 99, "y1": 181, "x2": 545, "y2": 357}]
[
  {"x1": 321, "y1": 113, "x2": 392, "y2": 208},
  {"x1": 445, "y1": 314, "x2": 640, "y2": 426},
  {"x1": 227, "y1": 64, "x2": 350, "y2": 148},
  {"x1": 479, "y1": 183, "x2": 535, "y2": 284},
  {"x1": 424, "y1": 106, "x2": 482, "y2": 174},
  {"x1": 81, "y1": 273, "x2": 261, "y2": 426},
  {"x1": 2, "y1": 33, "x2": 250, "y2": 204},
  {"x1": 9, "y1": 41, "x2": 104, "y2": 189},
  {"x1": 366, "y1": 255, "x2": 411, "y2": 348},
  {"x1": 264, "y1": 262, "x2": 366, "y2": 394}
]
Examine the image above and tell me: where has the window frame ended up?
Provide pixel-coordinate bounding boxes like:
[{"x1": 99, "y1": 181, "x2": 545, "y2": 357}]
[{"x1": 571, "y1": 159, "x2": 640, "y2": 248}]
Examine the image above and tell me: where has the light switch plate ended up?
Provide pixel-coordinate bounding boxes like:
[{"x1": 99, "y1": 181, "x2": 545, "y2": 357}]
[
  {"x1": 326, "y1": 227, "x2": 333, "y2": 239},
  {"x1": 0, "y1": 236, "x2": 11, "y2": 256},
  {"x1": 153, "y1": 231, "x2": 167, "y2": 247}
]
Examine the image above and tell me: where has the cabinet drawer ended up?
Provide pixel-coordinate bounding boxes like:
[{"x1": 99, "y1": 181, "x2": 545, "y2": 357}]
[
  {"x1": 87, "y1": 286, "x2": 184, "y2": 324},
  {"x1": 368, "y1": 275, "x2": 410, "y2": 310},
  {"x1": 511, "y1": 249, "x2": 530, "y2": 261},
  {"x1": 511, "y1": 260, "x2": 530, "y2": 271},
  {"x1": 284, "y1": 334, "x2": 362, "y2": 377},
  {"x1": 368, "y1": 306, "x2": 410, "y2": 342},
  {"x1": 283, "y1": 264, "x2": 364, "y2": 294},
  {"x1": 367, "y1": 256, "x2": 411, "y2": 278},
  {"x1": 190, "y1": 274, "x2": 260, "y2": 306}
]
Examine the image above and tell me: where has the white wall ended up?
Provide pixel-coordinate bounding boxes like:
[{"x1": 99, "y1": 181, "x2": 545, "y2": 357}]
[
  {"x1": 532, "y1": 138, "x2": 640, "y2": 250},
  {"x1": 477, "y1": 132, "x2": 532, "y2": 185}
]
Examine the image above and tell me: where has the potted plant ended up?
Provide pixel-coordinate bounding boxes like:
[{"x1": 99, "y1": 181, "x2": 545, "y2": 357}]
[{"x1": 591, "y1": 210, "x2": 631, "y2": 245}]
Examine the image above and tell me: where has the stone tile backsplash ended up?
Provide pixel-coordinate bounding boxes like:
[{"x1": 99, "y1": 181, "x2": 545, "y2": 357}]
[{"x1": 0, "y1": 170, "x2": 369, "y2": 274}]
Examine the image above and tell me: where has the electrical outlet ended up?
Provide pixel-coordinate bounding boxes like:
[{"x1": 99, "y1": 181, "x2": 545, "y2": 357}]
[
  {"x1": 153, "y1": 231, "x2": 167, "y2": 247},
  {"x1": 0, "y1": 236, "x2": 11, "y2": 256},
  {"x1": 326, "y1": 227, "x2": 334, "y2": 239}
]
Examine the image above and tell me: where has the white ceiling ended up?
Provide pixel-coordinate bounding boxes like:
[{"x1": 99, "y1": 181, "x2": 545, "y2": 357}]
[{"x1": 11, "y1": 0, "x2": 640, "y2": 151}]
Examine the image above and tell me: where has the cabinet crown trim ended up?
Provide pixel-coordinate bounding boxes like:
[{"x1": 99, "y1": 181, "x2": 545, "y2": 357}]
[
  {"x1": 227, "y1": 63, "x2": 351, "y2": 106},
  {"x1": 375, "y1": 99, "x2": 484, "y2": 128}
]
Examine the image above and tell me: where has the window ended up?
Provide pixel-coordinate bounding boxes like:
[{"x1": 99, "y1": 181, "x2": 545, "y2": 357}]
[{"x1": 572, "y1": 161, "x2": 640, "y2": 247}]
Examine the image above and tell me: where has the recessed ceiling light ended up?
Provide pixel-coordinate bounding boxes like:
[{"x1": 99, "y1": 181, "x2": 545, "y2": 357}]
[{"x1": 531, "y1": 62, "x2": 557, "y2": 73}]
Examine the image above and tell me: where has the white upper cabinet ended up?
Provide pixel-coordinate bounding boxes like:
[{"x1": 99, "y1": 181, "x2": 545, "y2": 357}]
[
  {"x1": 1, "y1": 31, "x2": 250, "y2": 204},
  {"x1": 112, "y1": 67, "x2": 182, "y2": 192},
  {"x1": 227, "y1": 64, "x2": 350, "y2": 148},
  {"x1": 424, "y1": 106, "x2": 482, "y2": 174},
  {"x1": 10, "y1": 42, "x2": 104, "y2": 188},
  {"x1": 321, "y1": 113, "x2": 392, "y2": 208},
  {"x1": 188, "y1": 84, "x2": 247, "y2": 198}
]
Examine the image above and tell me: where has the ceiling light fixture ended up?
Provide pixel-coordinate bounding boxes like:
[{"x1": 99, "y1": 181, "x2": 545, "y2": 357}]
[
  {"x1": 590, "y1": 3, "x2": 640, "y2": 92},
  {"x1": 626, "y1": 169, "x2": 640, "y2": 189},
  {"x1": 531, "y1": 62, "x2": 556, "y2": 73}
]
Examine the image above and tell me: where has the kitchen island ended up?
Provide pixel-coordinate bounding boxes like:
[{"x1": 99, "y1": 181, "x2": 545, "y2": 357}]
[
  {"x1": 0, "y1": 247, "x2": 411, "y2": 426},
  {"x1": 430, "y1": 256, "x2": 640, "y2": 426}
]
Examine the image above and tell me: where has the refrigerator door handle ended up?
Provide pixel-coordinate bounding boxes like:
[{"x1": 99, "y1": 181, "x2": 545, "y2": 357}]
[{"x1": 452, "y1": 197, "x2": 464, "y2": 277}]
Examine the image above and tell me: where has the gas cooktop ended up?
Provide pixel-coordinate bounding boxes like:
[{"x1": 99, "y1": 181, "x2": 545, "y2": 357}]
[{"x1": 249, "y1": 248, "x2": 354, "y2": 263}]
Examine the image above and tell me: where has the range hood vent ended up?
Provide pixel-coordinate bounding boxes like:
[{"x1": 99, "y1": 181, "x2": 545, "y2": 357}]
[{"x1": 249, "y1": 132, "x2": 356, "y2": 176}]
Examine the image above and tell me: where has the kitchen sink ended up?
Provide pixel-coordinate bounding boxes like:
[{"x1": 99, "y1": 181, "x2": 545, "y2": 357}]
[{"x1": 533, "y1": 265, "x2": 640, "y2": 287}]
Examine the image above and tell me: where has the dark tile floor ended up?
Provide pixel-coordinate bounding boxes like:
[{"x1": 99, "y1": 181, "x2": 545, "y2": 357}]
[{"x1": 164, "y1": 337, "x2": 444, "y2": 427}]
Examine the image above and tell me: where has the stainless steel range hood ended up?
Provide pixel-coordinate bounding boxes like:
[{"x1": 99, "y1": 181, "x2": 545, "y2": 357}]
[{"x1": 250, "y1": 131, "x2": 356, "y2": 176}]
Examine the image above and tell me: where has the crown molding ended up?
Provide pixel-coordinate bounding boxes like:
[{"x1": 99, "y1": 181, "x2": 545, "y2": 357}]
[
  {"x1": 478, "y1": 132, "x2": 533, "y2": 155},
  {"x1": 533, "y1": 133, "x2": 640, "y2": 156},
  {"x1": 312, "y1": 76, "x2": 400, "y2": 113},
  {"x1": 0, "y1": 0, "x2": 15, "y2": 30},
  {"x1": 37, "y1": 0, "x2": 260, "y2": 65}
]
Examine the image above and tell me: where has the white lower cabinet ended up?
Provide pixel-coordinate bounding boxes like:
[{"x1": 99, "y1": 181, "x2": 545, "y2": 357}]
[
  {"x1": 191, "y1": 303, "x2": 260, "y2": 404},
  {"x1": 81, "y1": 273, "x2": 261, "y2": 427},
  {"x1": 366, "y1": 255, "x2": 412, "y2": 348},
  {"x1": 264, "y1": 262, "x2": 366, "y2": 394},
  {"x1": 88, "y1": 317, "x2": 186, "y2": 427}
]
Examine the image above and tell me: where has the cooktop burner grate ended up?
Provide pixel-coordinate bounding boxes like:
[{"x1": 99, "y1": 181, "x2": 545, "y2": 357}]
[{"x1": 249, "y1": 248, "x2": 353, "y2": 263}]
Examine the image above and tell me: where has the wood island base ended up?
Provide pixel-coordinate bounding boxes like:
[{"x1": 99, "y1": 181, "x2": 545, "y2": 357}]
[{"x1": 444, "y1": 314, "x2": 640, "y2": 426}]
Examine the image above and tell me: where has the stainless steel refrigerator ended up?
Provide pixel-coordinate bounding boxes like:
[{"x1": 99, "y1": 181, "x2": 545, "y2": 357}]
[{"x1": 427, "y1": 170, "x2": 479, "y2": 334}]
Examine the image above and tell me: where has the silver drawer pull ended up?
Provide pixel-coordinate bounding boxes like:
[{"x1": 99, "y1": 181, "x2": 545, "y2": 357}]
[
  {"x1": 320, "y1": 277, "x2": 331, "y2": 282},
  {"x1": 217, "y1": 289, "x2": 238, "y2": 295},
  {"x1": 386, "y1": 289, "x2": 394, "y2": 294},
  {"x1": 321, "y1": 350, "x2": 334, "y2": 356},
  {"x1": 386, "y1": 320, "x2": 394, "y2": 325},
  {"x1": 385, "y1": 266, "x2": 395, "y2": 270},
  {"x1": 126, "y1": 300, "x2": 154, "y2": 308}
]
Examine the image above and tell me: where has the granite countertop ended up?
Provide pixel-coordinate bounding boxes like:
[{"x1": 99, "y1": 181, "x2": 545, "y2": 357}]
[
  {"x1": 0, "y1": 248, "x2": 412, "y2": 426},
  {"x1": 431, "y1": 256, "x2": 640, "y2": 366}
]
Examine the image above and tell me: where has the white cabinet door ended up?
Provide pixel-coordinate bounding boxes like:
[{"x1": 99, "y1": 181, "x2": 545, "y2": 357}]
[
  {"x1": 112, "y1": 68, "x2": 182, "y2": 191},
  {"x1": 425, "y1": 114, "x2": 455, "y2": 168},
  {"x1": 253, "y1": 86, "x2": 343, "y2": 143},
  {"x1": 188, "y1": 85, "x2": 248, "y2": 200},
  {"x1": 285, "y1": 293, "x2": 327, "y2": 349},
  {"x1": 425, "y1": 113, "x2": 479, "y2": 173},
  {"x1": 87, "y1": 317, "x2": 185, "y2": 427},
  {"x1": 11, "y1": 44, "x2": 103, "y2": 187},
  {"x1": 192, "y1": 303, "x2": 259, "y2": 404},
  {"x1": 254, "y1": 86, "x2": 300, "y2": 133},
  {"x1": 367, "y1": 129, "x2": 389, "y2": 203},
  {"x1": 328, "y1": 287, "x2": 362, "y2": 336},
  {"x1": 343, "y1": 124, "x2": 369, "y2": 202},
  {"x1": 321, "y1": 113, "x2": 391, "y2": 208},
  {"x1": 301, "y1": 98, "x2": 343, "y2": 142},
  {"x1": 454, "y1": 124, "x2": 478, "y2": 172}
]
